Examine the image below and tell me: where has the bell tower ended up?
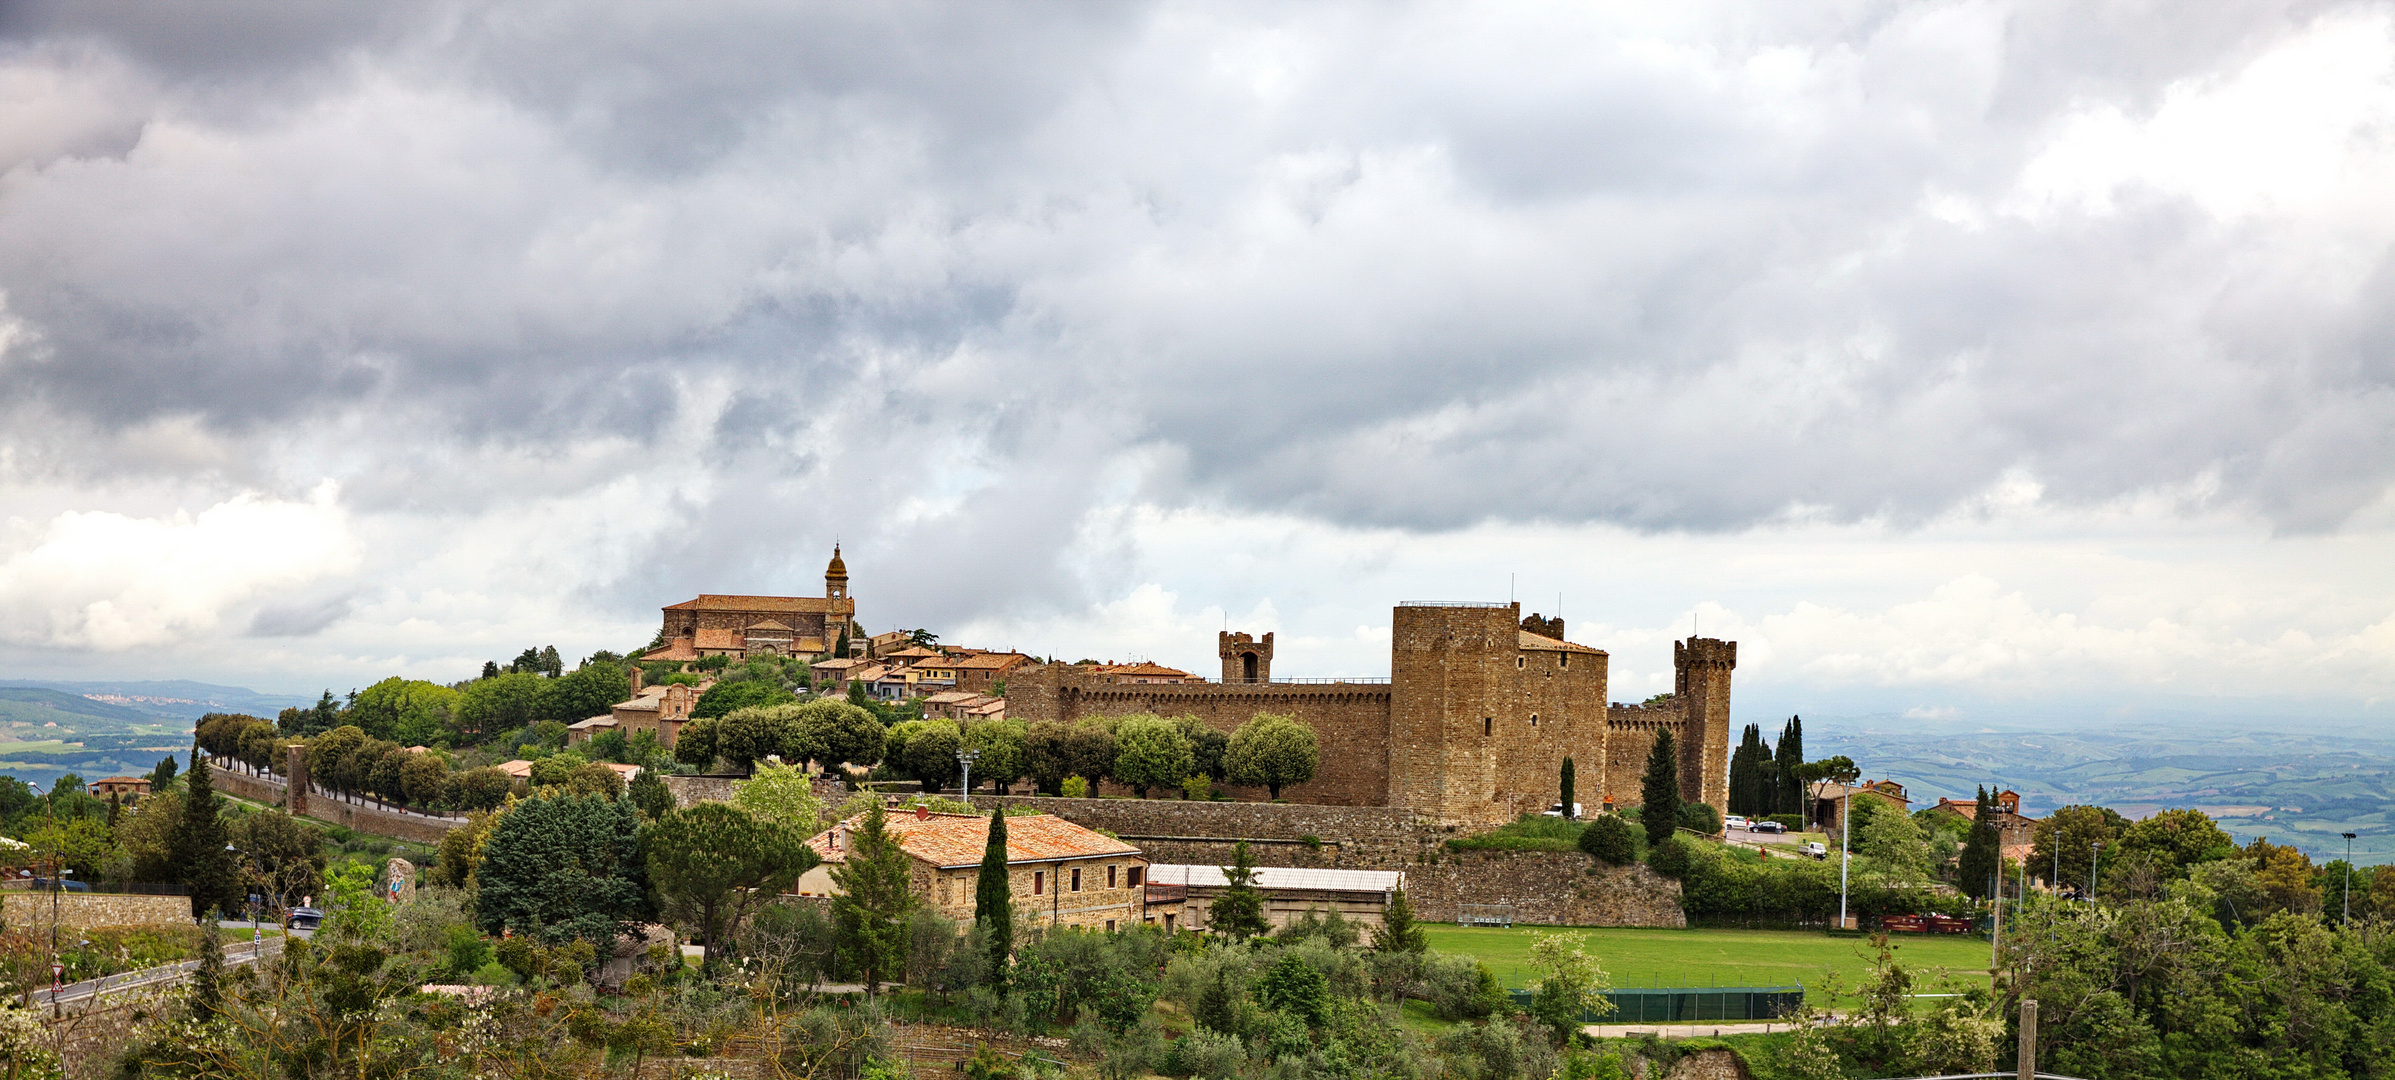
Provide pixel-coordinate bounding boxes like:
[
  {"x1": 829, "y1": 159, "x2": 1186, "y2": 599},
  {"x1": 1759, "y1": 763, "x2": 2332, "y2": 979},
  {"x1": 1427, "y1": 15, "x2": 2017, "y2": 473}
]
[
  {"x1": 1218, "y1": 631, "x2": 1272, "y2": 683},
  {"x1": 825, "y1": 544, "x2": 849, "y2": 600}
]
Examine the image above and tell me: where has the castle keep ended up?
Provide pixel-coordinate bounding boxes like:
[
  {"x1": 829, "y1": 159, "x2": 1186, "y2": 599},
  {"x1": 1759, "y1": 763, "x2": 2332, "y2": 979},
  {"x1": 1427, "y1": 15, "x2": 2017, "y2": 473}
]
[{"x1": 1006, "y1": 601, "x2": 1734, "y2": 826}]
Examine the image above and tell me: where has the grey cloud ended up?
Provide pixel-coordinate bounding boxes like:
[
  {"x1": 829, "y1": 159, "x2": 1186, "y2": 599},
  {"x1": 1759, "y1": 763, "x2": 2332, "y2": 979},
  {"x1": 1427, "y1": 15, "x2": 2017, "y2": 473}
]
[
  {"x1": 245, "y1": 593, "x2": 355, "y2": 637},
  {"x1": 2, "y1": 0, "x2": 2390, "y2": 639}
]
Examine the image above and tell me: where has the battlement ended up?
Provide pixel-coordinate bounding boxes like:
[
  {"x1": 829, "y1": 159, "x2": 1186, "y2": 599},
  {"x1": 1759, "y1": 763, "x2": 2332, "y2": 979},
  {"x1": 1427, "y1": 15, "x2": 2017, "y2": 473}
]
[{"x1": 1675, "y1": 637, "x2": 1737, "y2": 669}]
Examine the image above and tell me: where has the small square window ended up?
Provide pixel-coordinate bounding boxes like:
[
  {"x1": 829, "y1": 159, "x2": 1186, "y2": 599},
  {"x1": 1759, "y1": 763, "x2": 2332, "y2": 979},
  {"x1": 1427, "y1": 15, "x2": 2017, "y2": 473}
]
[{"x1": 1128, "y1": 866, "x2": 1144, "y2": 887}]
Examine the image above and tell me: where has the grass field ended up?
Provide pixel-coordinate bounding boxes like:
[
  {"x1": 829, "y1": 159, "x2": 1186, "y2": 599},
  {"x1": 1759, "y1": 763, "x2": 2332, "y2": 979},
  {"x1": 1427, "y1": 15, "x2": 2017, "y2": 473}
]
[{"x1": 1422, "y1": 924, "x2": 1992, "y2": 1008}]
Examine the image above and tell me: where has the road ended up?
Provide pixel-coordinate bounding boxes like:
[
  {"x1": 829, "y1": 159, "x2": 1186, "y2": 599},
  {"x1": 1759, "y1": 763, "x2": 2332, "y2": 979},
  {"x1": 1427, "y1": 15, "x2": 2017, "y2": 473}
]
[
  {"x1": 31, "y1": 934, "x2": 290, "y2": 1012},
  {"x1": 1724, "y1": 823, "x2": 1831, "y2": 860}
]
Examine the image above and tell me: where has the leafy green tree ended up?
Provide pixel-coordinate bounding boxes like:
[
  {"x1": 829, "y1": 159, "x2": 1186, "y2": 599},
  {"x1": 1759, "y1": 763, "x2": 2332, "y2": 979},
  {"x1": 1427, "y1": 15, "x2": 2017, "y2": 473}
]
[
  {"x1": 888, "y1": 718, "x2": 963, "y2": 791},
  {"x1": 1195, "y1": 968, "x2": 1238, "y2": 1034},
  {"x1": 1527, "y1": 931, "x2": 1614, "y2": 1044},
  {"x1": 346, "y1": 677, "x2": 461, "y2": 745},
  {"x1": 673, "y1": 716, "x2": 723, "y2": 770},
  {"x1": 1024, "y1": 720, "x2": 1118, "y2": 795},
  {"x1": 148, "y1": 754, "x2": 180, "y2": 791},
  {"x1": 645, "y1": 802, "x2": 818, "y2": 968},
  {"x1": 2116, "y1": 807, "x2": 2235, "y2": 877},
  {"x1": 1957, "y1": 787, "x2": 2001, "y2": 899},
  {"x1": 1794, "y1": 754, "x2": 1857, "y2": 830},
  {"x1": 1578, "y1": 815, "x2": 1637, "y2": 865},
  {"x1": 1173, "y1": 717, "x2": 1228, "y2": 781},
  {"x1": 782, "y1": 699, "x2": 888, "y2": 769},
  {"x1": 172, "y1": 746, "x2": 240, "y2": 920},
  {"x1": 1209, "y1": 841, "x2": 1271, "y2": 941},
  {"x1": 1559, "y1": 756, "x2": 1576, "y2": 817},
  {"x1": 1639, "y1": 729, "x2": 1681, "y2": 846},
  {"x1": 1855, "y1": 797, "x2": 1930, "y2": 879},
  {"x1": 457, "y1": 671, "x2": 544, "y2": 739},
  {"x1": 536, "y1": 661, "x2": 630, "y2": 725},
  {"x1": 446, "y1": 766, "x2": 515, "y2": 811},
  {"x1": 1112, "y1": 715, "x2": 1194, "y2": 798},
  {"x1": 230, "y1": 809, "x2": 327, "y2": 912},
  {"x1": 715, "y1": 705, "x2": 790, "y2": 772},
  {"x1": 831, "y1": 802, "x2": 920, "y2": 994},
  {"x1": 2031, "y1": 804, "x2": 2126, "y2": 894},
  {"x1": 961, "y1": 719, "x2": 1026, "y2": 794},
  {"x1": 732, "y1": 760, "x2": 824, "y2": 833},
  {"x1": 975, "y1": 807, "x2": 1013, "y2": 988},
  {"x1": 399, "y1": 751, "x2": 449, "y2": 809},
  {"x1": 691, "y1": 679, "x2": 794, "y2": 720},
  {"x1": 1374, "y1": 887, "x2": 1426, "y2": 952},
  {"x1": 474, "y1": 793, "x2": 655, "y2": 946},
  {"x1": 25, "y1": 816, "x2": 114, "y2": 880},
  {"x1": 1225, "y1": 713, "x2": 1318, "y2": 800},
  {"x1": 1256, "y1": 950, "x2": 1331, "y2": 1027},
  {"x1": 627, "y1": 768, "x2": 674, "y2": 819}
]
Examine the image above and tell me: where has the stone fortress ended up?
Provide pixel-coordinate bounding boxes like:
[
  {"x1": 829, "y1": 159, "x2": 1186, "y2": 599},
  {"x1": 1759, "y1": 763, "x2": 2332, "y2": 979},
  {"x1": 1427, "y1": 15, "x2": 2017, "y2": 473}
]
[{"x1": 1006, "y1": 601, "x2": 1735, "y2": 828}]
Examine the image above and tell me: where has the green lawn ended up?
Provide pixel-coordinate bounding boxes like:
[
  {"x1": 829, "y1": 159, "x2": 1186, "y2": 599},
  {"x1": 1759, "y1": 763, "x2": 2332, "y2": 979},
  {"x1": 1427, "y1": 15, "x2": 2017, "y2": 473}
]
[{"x1": 1422, "y1": 924, "x2": 1992, "y2": 1008}]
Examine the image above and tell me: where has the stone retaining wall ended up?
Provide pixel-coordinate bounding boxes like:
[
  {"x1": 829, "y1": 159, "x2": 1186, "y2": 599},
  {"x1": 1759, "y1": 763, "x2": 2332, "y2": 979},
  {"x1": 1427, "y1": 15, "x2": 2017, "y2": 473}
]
[
  {"x1": 660, "y1": 773, "x2": 847, "y2": 809},
  {"x1": 966, "y1": 794, "x2": 1684, "y2": 927},
  {"x1": 211, "y1": 765, "x2": 460, "y2": 845},
  {"x1": 1, "y1": 890, "x2": 192, "y2": 929}
]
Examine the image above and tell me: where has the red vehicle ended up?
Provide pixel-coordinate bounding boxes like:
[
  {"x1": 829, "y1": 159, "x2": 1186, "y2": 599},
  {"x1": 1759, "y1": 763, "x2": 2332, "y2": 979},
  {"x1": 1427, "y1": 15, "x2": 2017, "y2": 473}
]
[{"x1": 1880, "y1": 914, "x2": 1976, "y2": 934}]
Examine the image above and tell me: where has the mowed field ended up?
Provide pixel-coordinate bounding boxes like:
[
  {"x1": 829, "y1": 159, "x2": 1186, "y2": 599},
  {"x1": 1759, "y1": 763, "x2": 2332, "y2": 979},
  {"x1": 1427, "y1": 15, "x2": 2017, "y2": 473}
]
[{"x1": 1422, "y1": 925, "x2": 1993, "y2": 1007}]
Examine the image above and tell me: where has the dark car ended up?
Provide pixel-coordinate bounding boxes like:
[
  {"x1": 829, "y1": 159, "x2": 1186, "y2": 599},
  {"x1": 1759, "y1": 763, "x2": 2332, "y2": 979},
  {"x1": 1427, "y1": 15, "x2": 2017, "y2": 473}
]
[
  {"x1": 283, "y1": 907, "x2": 323, "y2": 931},
  {"x1": 1749, "y1": 820, "x2": 1787, "y2": 834},
  {"x1": 29, "y1": 877, "x2": 90, "y2": 892}
]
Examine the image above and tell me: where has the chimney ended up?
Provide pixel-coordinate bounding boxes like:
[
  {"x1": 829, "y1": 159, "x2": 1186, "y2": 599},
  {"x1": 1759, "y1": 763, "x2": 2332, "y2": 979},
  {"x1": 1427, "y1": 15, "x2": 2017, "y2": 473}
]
[{"x1": 629, "y1": 666, "x2": 645, "y2": 694}]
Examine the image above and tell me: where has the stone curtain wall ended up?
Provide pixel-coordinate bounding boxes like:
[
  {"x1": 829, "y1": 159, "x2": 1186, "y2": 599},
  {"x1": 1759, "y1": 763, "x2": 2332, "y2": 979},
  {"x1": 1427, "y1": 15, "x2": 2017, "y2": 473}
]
[
  {"x1": 3, "y1": 890, "x2": 192, "y2": 929},
  {"x1": 1602, "y1": 704, "x2": 1677, "y2": 811},
  {"x1": 659, "y1": 773, "x2": 846, "y2": 810},
  {"x1": 967, "y1": 794, "x2": 1684, "y2": 928},
  {"x1": 1001, "y1": 668, "x2": 1396, "y2": 807},
  {"x1": 210, "y1": 765, "x2": 460, "y2": 845}
]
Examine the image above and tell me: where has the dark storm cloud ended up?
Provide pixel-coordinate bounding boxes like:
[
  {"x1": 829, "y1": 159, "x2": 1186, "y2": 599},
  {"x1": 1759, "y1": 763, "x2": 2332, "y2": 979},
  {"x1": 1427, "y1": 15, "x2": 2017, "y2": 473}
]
[{"x1": 1, "y1": 0, "x2": 2390, "y2": 638}]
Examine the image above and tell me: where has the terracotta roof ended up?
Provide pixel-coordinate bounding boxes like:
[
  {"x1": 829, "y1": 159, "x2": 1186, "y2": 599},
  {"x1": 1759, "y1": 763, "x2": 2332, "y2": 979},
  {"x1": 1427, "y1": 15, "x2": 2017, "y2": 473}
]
[
  {"x1": 746, "y1": 620, "x2": 795, "y2": 633},
  {"x1": 642, "y1": 639, "x2": 700, "y2": 662},
  {"x1": 949, "y1": 652, "x2": 1029, "y2": 670},
  {"x1": 693, "y1": 628, "x2": 743, "y2": 650},
  {"x1": 665, "y1": 594, "x2": 853, "y2": 614},
  {"x1": 1099, "y1": 661, "x2": 1195, "y2": 678},
  {"x1": 496, "y1": 760, "x2": 535, "y2": 778},
  {"x1": 94, "y1": 776, "x2": 148, "y2": 785},
  {"x1": 922, "y1": 691, "x2": 980, "y2": 705},
  {"x1": 1518, "y1": 631, "x2": 1605, "y2": 655},
  {"x1": 807, "y1": 810, "x2": 1140, "y2": 870},
  {"x1": 966, "y1": 700, "x2": 1007, "y2": 716},
  {"x1": 883, "y1": 646, "x2": 942, "y2": 661},
  {"x1": 569, "y1": 716, "x2": 619, "y2": 730}
]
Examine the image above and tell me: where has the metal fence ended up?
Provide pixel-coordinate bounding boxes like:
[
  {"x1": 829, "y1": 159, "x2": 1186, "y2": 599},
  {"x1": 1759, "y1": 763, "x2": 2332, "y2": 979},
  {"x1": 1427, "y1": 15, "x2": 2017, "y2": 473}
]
[
  {"x1": 1507, "y1": 985, "x2": 1805, "y2": 1023},
  {"x1": 1457, "y1": 904, "x2": 1515, "y2": 928}
]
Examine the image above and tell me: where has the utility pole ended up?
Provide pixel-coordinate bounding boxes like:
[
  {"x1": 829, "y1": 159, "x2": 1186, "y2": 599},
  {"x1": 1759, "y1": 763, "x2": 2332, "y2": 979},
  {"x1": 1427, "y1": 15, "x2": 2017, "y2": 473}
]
[
  {"x1": 1838, "y1": 789, "x2": 1852, "y2": 930},
  {"x1": 2090, "y1": 841, "x2": 2102, "y2": 904}
]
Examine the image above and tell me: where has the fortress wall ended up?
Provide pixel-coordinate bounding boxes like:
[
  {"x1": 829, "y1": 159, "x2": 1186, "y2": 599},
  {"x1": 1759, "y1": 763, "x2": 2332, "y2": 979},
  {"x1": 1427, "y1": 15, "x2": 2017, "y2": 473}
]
[
  {"x1": 210, "y1": 765, "x2": 461, "y2": 845},
  {"x1": 1601, "y1": 705, "x2": 1679, "y2": 809},
  {"x1": 1005, "y1": 669, "x2": 1394, "y2": 806},
  {"x1": 966, "y1": 794, "x2": 1683, "y2": 927}
]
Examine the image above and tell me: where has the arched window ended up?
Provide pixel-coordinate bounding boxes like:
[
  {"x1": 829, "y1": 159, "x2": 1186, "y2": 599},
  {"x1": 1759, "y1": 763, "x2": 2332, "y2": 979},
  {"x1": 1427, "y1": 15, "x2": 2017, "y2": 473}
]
[{"x1": 1483, "y1": 717, "x2": 1493, "y2": 736}]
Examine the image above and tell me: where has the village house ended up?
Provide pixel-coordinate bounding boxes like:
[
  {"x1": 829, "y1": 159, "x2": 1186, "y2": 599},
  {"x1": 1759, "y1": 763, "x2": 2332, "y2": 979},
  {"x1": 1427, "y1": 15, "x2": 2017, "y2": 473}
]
[
  {"x1": 570, "y1": 673, "x2": 709, "y2": 748},
  {"x1": 90, "y1": 776, "x2": 151, "y2": 803},
  {"x1": 1927, "y1": 789, "x2": 2039, "y2": 863},
  {"x1": 921, "y1": 691, "x2": 1007, "y2": 723},
  {"x1": 1814, "y1": 779, "x2": 1911, "y2": 834},
  {"x1": 1144, "y1": 865, "x2": 1404, "y2": 934},
  {"x1": 797, "y1": 808, "x2": 1174, "y2": 931},
  {"x1": 1091, "y1": 661, "x2": 1202, "y2": 685},
  {"x1": 642, "y1": 547, "x2": 859, "y2": 665},
  {"x1": 949, "y1": 651, "x2": 1033, "y2": 693}
]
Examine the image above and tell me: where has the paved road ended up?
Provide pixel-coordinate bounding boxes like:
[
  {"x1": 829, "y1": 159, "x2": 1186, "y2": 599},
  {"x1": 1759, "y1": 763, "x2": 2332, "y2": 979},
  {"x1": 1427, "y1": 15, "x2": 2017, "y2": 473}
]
[{"x1": 31, "y1": 938, "x2": 285, "y2": 1012}]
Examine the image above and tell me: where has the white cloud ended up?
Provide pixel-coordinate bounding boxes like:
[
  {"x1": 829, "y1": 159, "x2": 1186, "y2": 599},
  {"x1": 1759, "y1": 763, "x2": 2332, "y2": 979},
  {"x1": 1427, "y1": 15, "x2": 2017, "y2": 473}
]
[{"x1": 0, "y1": 483, "x2": 356, "y2": 650}]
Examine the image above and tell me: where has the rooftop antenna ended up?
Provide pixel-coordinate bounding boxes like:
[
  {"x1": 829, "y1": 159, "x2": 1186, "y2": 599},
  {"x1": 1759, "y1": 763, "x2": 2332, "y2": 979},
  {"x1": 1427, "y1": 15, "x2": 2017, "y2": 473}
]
[{"x1": 1510, "y1": 573, "x2": 1515, "y2": 604}]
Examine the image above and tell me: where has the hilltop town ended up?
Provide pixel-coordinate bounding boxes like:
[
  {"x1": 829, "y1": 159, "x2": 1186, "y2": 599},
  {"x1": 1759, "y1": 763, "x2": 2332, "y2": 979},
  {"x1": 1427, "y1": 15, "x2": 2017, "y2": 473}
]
[{"x1": 5, "y1": 546, "x2": 2384, "y2": 1079}]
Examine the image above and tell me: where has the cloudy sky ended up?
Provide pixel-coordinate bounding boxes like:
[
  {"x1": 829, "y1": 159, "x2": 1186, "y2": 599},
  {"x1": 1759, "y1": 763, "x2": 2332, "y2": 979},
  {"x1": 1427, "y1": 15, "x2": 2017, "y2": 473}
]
[{"x1": 1, "y1": 1, "x2": 2391, "y2": 725}]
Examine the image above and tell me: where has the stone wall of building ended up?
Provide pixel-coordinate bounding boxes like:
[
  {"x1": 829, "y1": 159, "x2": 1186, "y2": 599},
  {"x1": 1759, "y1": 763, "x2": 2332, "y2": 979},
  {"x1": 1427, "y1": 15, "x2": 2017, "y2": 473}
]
[
  {"x1": 1001, "y1": 670, "x2": 1397, "y2": 807},
  {"x1": 964, "y1": 795, "x2": 1684, "y2": 927},
  {"x1": 4, "y1": 890, "x2": 193, "y2": 929},
  {"x1": 1602, "y1": 704, "x2": 1678, "y2": 811}
]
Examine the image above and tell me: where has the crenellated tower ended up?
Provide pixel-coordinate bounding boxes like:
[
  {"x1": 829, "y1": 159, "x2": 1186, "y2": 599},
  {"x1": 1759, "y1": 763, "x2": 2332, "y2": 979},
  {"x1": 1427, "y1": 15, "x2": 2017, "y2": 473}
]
[
  {"x1": 1674, "y1": 637, "x2": 1736, "y2": 813},
  {"x1": 1219, "y1": 631, "x2": 1273, "y2": 683}
]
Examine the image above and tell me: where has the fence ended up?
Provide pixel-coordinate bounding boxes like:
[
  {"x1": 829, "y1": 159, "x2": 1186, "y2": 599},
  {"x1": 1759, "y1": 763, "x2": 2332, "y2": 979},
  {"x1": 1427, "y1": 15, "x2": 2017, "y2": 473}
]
[
  {"x1": 1507, "y1": 985, "x2": 1804, "y2": 1023},
  {"x1": 1457, "y1": 904, "x2": 1515, "y2": 928}
]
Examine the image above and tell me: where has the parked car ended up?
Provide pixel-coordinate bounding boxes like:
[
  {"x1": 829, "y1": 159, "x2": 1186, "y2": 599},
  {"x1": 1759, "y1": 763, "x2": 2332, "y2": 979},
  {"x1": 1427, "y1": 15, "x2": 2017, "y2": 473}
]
[
  {"x1": 284, "y1": 907, "x2": 323, "y2": 931},
  {"x1": 1749, "y1": 820, "x2": 1787, "y2": 834},
  {"x1": 1802, "y1": 841, "x2": 1828, "y2": 859},
  {"x1": 28, "y1": 878, "x2": 89, "y2": 892},
  {"x1": 1542, "y1": 802, "x2": 1583, "y2": 819},
  {"x1": 1724, "y1": 815, "x2": 1751, "y2": 830}
]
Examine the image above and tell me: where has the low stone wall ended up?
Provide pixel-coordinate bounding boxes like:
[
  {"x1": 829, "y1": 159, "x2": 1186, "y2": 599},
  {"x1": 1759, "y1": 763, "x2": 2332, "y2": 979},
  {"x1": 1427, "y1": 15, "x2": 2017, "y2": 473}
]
[
  {"x1": 967, "y1": 795, "x2": 1684, "y2": 927},
  {"x1": 211, "y1": 765, "x2": 460, "y2": 845},
  {"x1": 660, "y1": 773, "x2": 847, "y2": 809},
  {"x1": 2, "y1": 890, "x2": 192, "y2": 929}
]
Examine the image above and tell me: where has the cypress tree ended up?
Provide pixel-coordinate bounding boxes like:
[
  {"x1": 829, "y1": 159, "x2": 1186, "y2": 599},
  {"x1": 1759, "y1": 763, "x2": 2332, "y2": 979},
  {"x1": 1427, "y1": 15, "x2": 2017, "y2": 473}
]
[
  {"x1": 189, "y1": 914, "x2": 225, "y2": 1017},
  {"x1": 173, "y1": 744, "x2": 239, "y2": 921},
  {"x1": 1640, "y1": 729, "x2": 1681, "y2": 847},
  {"x1": 975, "y1": 807, "x2": 1013, "y2": 989},
  {"x1": 1774, "y1": 716, "x2": 1804, "y2": 823},
  {"x1": 1559, "y1": 757, "x2": 1576, "y2": 818},
  {"x1": 1210, "y1": 841, "x2": 1270, "y2": 940},
  {"x1": 1374, "y1": 887, "x2": 1426, "y2": 953},
  {"x1": 1958, "y1": 785, "x2": 2002, "y2": 900}
]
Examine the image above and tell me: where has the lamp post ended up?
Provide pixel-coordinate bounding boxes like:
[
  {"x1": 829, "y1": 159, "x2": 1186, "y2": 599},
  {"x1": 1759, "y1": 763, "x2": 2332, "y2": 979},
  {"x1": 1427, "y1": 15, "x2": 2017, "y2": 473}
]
[
  {"x1": 50, "y1": 866, "x2": 72, "y2": 1016},
  {"x1": 956, "y1": 748, "x2": 981, "y2": 798},
  {"x1": 2089, "y1": 842, "x2": 2102, "y2": 904},
  {"x1": 1838, "y1": 789, "x2": 1851, "y2": 930},
  {"x1": 2343, "y1": 832, "x2": 2359, "y2": 922}
]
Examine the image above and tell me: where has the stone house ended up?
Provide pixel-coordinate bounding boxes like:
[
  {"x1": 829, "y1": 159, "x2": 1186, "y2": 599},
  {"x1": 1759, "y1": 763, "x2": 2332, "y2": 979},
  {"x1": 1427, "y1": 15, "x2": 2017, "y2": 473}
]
[
  {"x1": 1815, "y1": 779, "x2": 1911, "y2": 834},
  {"x1": 643, "y1": 547, "x2": 858, "y2": 664},
  {"x1": 949, "y1": 651, "x2": 1033, "y2": 694},
  {"x1": 797, "y1": 807, "x2": 1173, "y2": 931},
  {"x1": 1927, "y1": 789, "x2": 2038, "y2": 862},
  {"x1": 91, "y1": 776, "x2": 151, "y2": 802},
  {"x1": 569, "y1": 678, "x2": 708, "y2": 748}
]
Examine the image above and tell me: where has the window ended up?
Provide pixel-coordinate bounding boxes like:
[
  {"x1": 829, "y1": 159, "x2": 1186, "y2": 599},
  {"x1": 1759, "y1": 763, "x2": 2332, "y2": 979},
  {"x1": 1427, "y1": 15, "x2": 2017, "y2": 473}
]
[
  {"x1": 1483, "y1": 717, "x2": 1493, "y2": 736},
  {"x1": 1034, "y1": 871, "x2": 1044, "y2": 895},
  {"x1": 1516, "y1": 656, "x2": 1525, "y2": 669},
  {"x1": 1529, "y1": 713, "x2": 1539, "y2": 727},
  {"x1": 1127, "y1": 866, "x2": 1143, "y2": 887},
  {"x1": 1107, "y1": 865, "x2": 1118, "y2": 889},
  {"x1": 1561, "y1": 653, "x2": 1569, "y2": 669},
  {"x1": 1106, "y1": 920, "x2": 1116, "y2": 932},
  {"x1": 1071, "y1": 868, "x2": 1082, "y2": 892}
]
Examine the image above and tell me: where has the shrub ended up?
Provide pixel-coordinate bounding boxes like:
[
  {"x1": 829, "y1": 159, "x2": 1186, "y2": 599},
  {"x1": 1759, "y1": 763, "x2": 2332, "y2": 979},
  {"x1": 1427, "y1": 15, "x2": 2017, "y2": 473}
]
[
  {"x1": 1677, "y1": 802, "x2": 1723, "y2": 836},
  {"x1": 1648, "y1": 834, "x2": 1697, "y2": 879},
  {"x1": 1060, "y1": 775, "x2": 1090, "y2": 799},
  {"x1": 1766, "y1": 814, "x2": 1804, "y2": 831},
  {"x1": 1578, "y1": 815, "x2": 1638, "y2": 865},
  {"x1": 1423, "y1": 955, "x2": 1507, "y2": 1021},
  {"x1": 1163, "y1": 1027, "x2": 1245, "y2": 1080}
]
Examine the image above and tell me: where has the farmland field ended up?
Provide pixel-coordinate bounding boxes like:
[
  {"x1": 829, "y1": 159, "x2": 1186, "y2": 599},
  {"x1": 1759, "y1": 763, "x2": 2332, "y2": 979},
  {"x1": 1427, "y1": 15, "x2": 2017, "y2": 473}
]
[{"x1": 1422, "y1": 924, "x2": 1992, "y2": 1007}]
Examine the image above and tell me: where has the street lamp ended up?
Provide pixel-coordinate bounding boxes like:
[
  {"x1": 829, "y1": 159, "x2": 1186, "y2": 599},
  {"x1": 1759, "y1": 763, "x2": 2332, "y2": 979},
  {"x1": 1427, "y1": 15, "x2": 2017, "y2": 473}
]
[
  {"x1": 1838, "y1": 789, "x2": 1851, "y2": 931},
  {"x1": 2343, "y1": 832, "x2": 2359, "y2": 922},
  {"x1": 956, "y1": 748, "x2": 981, "y2": 798},
  {"x1": 2089, "y1": 842, "x2": 2103, "y2": 904}
]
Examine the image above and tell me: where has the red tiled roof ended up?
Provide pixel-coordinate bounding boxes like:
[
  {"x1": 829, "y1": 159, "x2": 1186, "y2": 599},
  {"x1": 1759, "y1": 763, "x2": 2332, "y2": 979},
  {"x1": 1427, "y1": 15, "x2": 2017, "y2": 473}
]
[
  {"x1": 666, "y1": 594, "x2": 854, "y2": 614},
  {"x1": 642, "y1": 639, "x2": 700, "y2": 662},
  {"x1": 1099, "y1": 661, "x2": 1194, "y2": 678},
  {"x1": 949, "y1": 652, "x2": 1029, "y2": 670},
  {"x1": 811, "y1": 658, "x2": 869, "y2": 673},
  {"x1": 1518, "y1": 631, "x2": 1605, "y2": 654},
  {"x1": 807, "y1": 811, "x2": 1139, "y2": 870},
  {"x1": 693, "y1": 628, "x2": 743, "y2": 650}
]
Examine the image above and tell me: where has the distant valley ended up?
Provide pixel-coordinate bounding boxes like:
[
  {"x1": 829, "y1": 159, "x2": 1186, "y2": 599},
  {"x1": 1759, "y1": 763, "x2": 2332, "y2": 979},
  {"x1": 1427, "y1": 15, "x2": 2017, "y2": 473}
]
[{"x1": 0, "y1": 679, "x2": 312, "y2": 790}]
